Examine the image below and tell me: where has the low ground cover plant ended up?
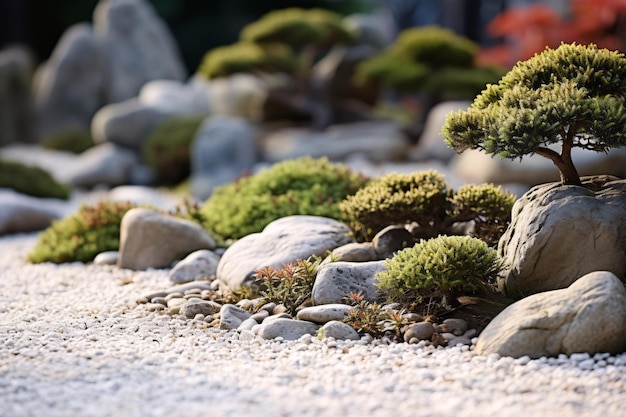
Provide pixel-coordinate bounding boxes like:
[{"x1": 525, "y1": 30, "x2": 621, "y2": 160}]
[{"x1": 0, "y1": 159, "x2": 70, "y2": 200}]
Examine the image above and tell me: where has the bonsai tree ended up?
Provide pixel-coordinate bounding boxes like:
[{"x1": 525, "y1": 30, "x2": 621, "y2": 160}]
[
  {"x1": 443, "y1": 42, "x2": 626, "y2": 186},
  {"x1": 196, "y1": 8, "x2": 358, "y2": 128},
  {"x1": 354, "y1": 26, "x2": 504, "y2": 127}
]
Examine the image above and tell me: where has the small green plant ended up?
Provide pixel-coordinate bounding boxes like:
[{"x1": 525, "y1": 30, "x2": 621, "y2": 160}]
[
  {"x1": 443, "y1": 42, "x2": 626, "y2": 186},
  {"x1": 375, "y1": 235, "x2": 506, "y2": 312},
  {"x1": 0, "y1": 159, "x2": 70, "y2": 200},
  {"x1": 342, "y1": 291, "x2": 413, "y2": 340},
  {"x1": 252, "y1": 255, "x2": 322, "y2": 315},
  {"x1": 28, "y1": 201, "x2": 138, "y2": 264},
  {"x1": 339, "y1": 170, "x2": 515, "y2": 244},
  {"x1": 41, "y1": 129, "x2": 94, "y2": 154},
  {"x1": 142, "y1": 116, "x2": 206, "y2": 185},
  {"x1": 200, "y1": 157, "x2": 369, "y2": 240}
]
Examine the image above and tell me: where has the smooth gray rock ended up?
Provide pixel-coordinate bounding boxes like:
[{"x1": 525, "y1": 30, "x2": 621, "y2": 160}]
[
  {"x1": 190, "y1": 116, "x2": 257, "y2": 200},
  {"x1": 33, "y1": 23, "x2": 103, "y2": 138},
  {"x1": 311, "y1": 260, "x2": 386, "y2": 305},
  {"x1": 319, "y1": 320, "x2": 360, "y2": 341},
  {"x1": 217, "y1": 215, "x2": 354, "y2": 291},
  {"x1": 219, "y1": 304, "x2": 252, "y2": 330},
  {"x1": 179, "y1": 299, "x2": 221, "y2": 319},
  {"x1": 257, "y1": 318, "x2": 320, "y2": 341},
  {"x1": 59, "y1": 143, "x2": 137, "y2": 187},
  {"x1": 261, "y1": 121, "x2": 409, "y2": 163},
  {"x1": 141, "y1": 281, "x2": 213, "y2": 302},
  {"x1": 118, "y1": 208, "x2": 216, "y2": 270},
  {"x1": 404, "y1": 322, "x2": 435, "y2": 342},
  {"x1": 0, "y1": 189, "x2": 62, "y2": 235},
  {"x1": 296, "y1": 304, "x2": 353, "y2": 324},
  {"x1": 93, "y1": 0, "x2": 186, "y2": 104},
  {"x1": 106, "y1": 185, "x2": 181, "y2": 210},
  {"x1": 138, "y1": 79, "x2": 211, "y2": 116},
  {"x1": 208, "y1": 73, "x2": 277, "y2": 121},
  {"x1": 169, "y1": 250, "x2": 221, "y2": 284},
  {"x1": 0, "y1": 46, "x2": 35, "y2": 145},
  {"x1": 91, "y1": 98, "x2": 171, "y2": 149},
  {"x1": 475, "y1": 271, "x2": 626, "y2": 358},
  {"x1": 498, "y1": 176, "x2": 626, "y2": 297},
  {"x1": 93, "y1": 251, "x2": 118, "y2": 265},
  {"x1": 322, "y1": 242, "x2": 378, "y2": 265},
  {"x1": 372, "y1": 225, "x2": 415, "y2": 259}
]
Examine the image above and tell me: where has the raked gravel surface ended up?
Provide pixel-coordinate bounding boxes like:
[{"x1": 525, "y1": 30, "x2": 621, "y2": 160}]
[{"x1": 1, "y1": 233, "x2": 626, "y2": 417}]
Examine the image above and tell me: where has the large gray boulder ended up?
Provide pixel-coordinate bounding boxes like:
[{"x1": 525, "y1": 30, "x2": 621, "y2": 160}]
[
  {"x1": 475, "y1": 271, "x2": 626, "y2": 358},
  {"x1": 216, "y1": 216, "x2": 354, "y2": 291},
  {"x1": 93, "y1": 0, "x2": 186, "y2": 104},
  {"x1": 33, "y1": 23, "x2": 103, "y2": 139},
  {"x1": 58, "y1": 142, "x2": 137, "y2": 187},
  {"x1": 311, "y1": 261, "x2": 386, "y2": 305},
  {"x1": 190, "y1": 116, "x2": 257, "y2": 200},
  {"x1": 498, "y1": 176, "x2": 626, "y2": 297},
  {"x1": 0, "y1": 46, "x2": 35, "y2": 145},
  {"x1": 118, "y1": 208, "x2": 216, "y2": 270},
  {"x1": 0, "y1": 189, "x2": 63, "y2": 235},
  {"x1": 138, "y1": 79, "x2": 211, "y2": 116}
]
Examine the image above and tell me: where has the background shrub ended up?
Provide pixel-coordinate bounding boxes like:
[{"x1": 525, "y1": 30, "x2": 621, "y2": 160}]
[
  {"x1": 40, "y1": 129, "x2": 94, "y2": 154},
  {"x1": 0, "y1": 159, "x2": 70, "y2": 200},
  {"x1": 200, "y1": 156, "x2": 369, "y2": 240}
]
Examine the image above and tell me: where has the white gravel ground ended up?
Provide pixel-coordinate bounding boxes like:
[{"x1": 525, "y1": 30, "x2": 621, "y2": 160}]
[{"x1": 1, "y1": 232, "x2": 626, "y2": 417}]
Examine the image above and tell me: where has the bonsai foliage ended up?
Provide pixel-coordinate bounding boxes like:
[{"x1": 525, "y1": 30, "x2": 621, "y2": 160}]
[
  {"x1": 339, "y1": 170, "x2": 515, "y2": 244},
  {"x1": 355, "y1": 26, "x2": 504, "y2": 104},
  {"x1": 28, "y1": 201, "x2": 137, "y2": 264},
  {"x1": 375, "y1": 235, "x2": 506, "y2": 309},
  {"x1": 142, "y1": 116, "x2": 206, "y2": 185},
  {"x1": 443, "y1": 43, "x2": 626, "y2": 186},
  {"x1": 0, "y1": 159, "x2": 70, "y2": 200},
  {"x1": 200, "y1": 157, "x2": 369, "y2": 241}
]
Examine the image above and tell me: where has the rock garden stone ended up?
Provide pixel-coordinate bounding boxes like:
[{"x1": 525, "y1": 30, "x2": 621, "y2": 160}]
[
  {"x1": 219, "y1": 304, "x2": 252, "y2": 330},
  {"x1": 403, "y1": 322, "x2": 435, "y2": 343},
  {"x1": 0, "y1": 46, "x2": 35, "y2": 145},
  {"x1": 296, "y1": 304, "x2": 354, "y2": 324},
  {"x1": 169, "y1": 250, "x2": 221, "y2": 284},
  {"x1": 139, "y1": 281, "x2": 213, "y2": 303},
  {"x1": 322, "y1": 242, "x2": 378, "y2": 264},
  {"x1": 33, "y1": 23, "x2": 103, "y2": 138},
  {"x1": 498, "y1": 176, "x2": 626, "y2": 296},
  {"x1": 0, "y1": 189, "x2": 62, "y2": 235},
  {"x1": 91, "y1": 98, "x2": 172, "y2": 150},
  {"x1": 217, "y1": 215, "x2": 354, "y2": 291},
  {"x1": 372, "y1": 225, "x2": 415, "y2": 259},
  {"x1": 475, "y1": 271, "x2": 626, "y2": 358},
  {"x1": 93, "y1": 251, "x2": 118, "y2": 265},
  {"x1": 138, "y1": 79, "x2": 211, "y2": 116},
  {"x1": 261, "y1": 121, "x2": 409, "y2": 163},
  {"x1": 190, "y1": 116, "x2": 257, "y2": 200},
  {"x1": 58, "y1": 143, "x2": 137, "y2": 188},
  {"x1": 257, "y1": 318, "x2": 320, "y2": 341},
  {"x1": 93, "y1": 0, "x2": 186, "y2": 104},
  {"x1": 118, "y1": 208, "x2": 216, "y2": 270},
  {"x1": 208, "y1": 73, "x2": 276, "y2": 121},
  {"x1": 319, "y1": 321, "x2": 361, "y2": 341},
  {"x1": 179, "y1": 299, "x2": 221, "y2": 319},
  {"x1": 311, "y1": 260, "x2": 386, "y2": 305}
]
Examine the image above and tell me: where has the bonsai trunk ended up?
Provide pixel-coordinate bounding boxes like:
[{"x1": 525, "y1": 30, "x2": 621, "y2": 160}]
[{"x1": 535, "y1": 133, "x2": 582, "y2": 186}]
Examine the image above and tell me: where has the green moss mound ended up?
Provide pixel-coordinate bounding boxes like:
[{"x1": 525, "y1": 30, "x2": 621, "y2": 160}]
[
  {"x1": 0, "y1": 159, "x2": 70, "y2": 200},
  {"x1": 376, "y1": 235, "x2": 505, "y2": 307},
  {"x1": 28, "y1": 201, "x2": 137, "y2": 264},
  {"x1": 340, "y1": 171, "x2": 516, "y2": 243},
  {"x1": 142, "y1": 116, "x2": 206, "y2": 185},
  {"x1": 41, "y1": 129, "x2": 94, "y2": 154},
  {"x1": 200, "y1": 157, "x2": 369, "y2": 240}
]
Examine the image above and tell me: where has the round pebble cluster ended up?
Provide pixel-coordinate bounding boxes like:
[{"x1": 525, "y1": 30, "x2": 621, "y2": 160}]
[{"x1": 2, "y1": 233, "x2": 626, "y2": 417}]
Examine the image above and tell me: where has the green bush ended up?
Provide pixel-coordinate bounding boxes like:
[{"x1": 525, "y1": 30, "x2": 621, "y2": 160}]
[
  {"x1": 41, "y1": 129, "x2": 94, "y2": 154},
  {"x1": 200, "y1": 157, "x2": 369, "y2": 240},
  {"x1": 142, "y1": 116, "x2": 206, "y2": 185},
  {"x1": 376, "y1": 235, "x2": 505, "y2": 308},
  {"x1": 339, "y1": 171, "x2": 516, "y2": 244},
  {"x1": 0, "y1": 159, "x2": 70, "y2": 200},
  {"x1": 197, "y1": 42, "x2": 297, "y2": 80},
  {"x1": 443, "y1": 43, "x2": 626, "y2": 186},
  {"x1": 28, "y1": 201, "x2": 137, "y2": 264}
]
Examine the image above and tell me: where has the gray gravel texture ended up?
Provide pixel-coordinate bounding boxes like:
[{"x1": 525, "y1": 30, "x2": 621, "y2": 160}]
[{"x1": 1, "y1": 233, "x2": 626, "y2": 417}]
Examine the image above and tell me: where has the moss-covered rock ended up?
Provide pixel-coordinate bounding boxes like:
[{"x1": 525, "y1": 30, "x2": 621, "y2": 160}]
[
  {"x1": 28, "y1": 201, "x2": 137, "y2": 264},
  {"x1": 200, "y1": 157, "x2": 369, "y2": 240},
  {"x1": 339, "y1": 171, "x2": 515, "y2": 244},
  {"x1": 142, "y1": 116, "x2": 206, "y2": 185},
  {"x1": 0, "y1": 159, "x2": 70, "y2": 200},
  {"x1": 376, "y1": 235, "x2": 505, "y2": 308},
  {"x1": 40, "y1": 129, "x2": 94, "y2": 154}
]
